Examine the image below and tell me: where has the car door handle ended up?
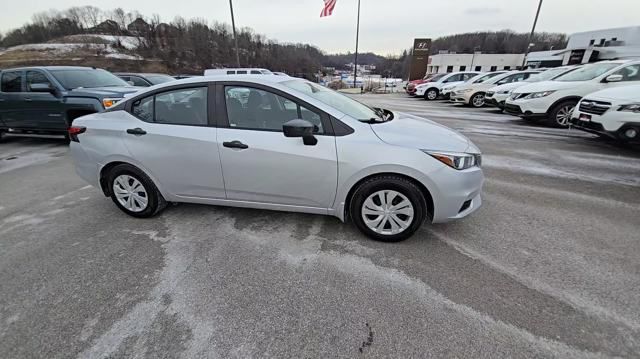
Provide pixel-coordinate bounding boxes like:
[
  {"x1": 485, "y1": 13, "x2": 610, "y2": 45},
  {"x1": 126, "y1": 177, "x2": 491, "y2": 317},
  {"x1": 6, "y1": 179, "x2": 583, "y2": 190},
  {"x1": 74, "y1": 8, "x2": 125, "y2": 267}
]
[
  {"x1": 126, "y1": 128, "x2": 147, "y2": 136},
  {"x1": 23, "y1": 97, "x2": 32, "y2": 102},
  {"x1": 223, "y1": 140, "x2": 249, "y2": 149}
]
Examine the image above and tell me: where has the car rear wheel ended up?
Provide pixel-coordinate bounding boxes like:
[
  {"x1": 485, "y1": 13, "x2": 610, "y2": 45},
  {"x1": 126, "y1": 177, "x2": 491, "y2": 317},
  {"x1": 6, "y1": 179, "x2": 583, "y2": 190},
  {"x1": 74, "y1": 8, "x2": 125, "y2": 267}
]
[
  {"x1": 548, "y1": 100, "x2": 577, "y2": 127},
  {"x1": 107, "y1": 164, "x2": 166, "y2": 218},
  {"x1": 350, "y1": 175, "x2": 427, "y2": 242},
  {"x1": 424, "y1": 88, "x2": 439, "y2": 101},
  {"x1": 470, "y1": 93, "x2": 485, "y2": 108}
]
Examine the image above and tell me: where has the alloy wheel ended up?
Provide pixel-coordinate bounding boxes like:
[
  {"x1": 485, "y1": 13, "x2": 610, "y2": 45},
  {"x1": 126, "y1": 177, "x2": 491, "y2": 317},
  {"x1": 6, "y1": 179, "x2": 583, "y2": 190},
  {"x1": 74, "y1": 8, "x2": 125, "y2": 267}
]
[
  {"x1": 472, "y1": 94, "x2": 485, "y2": 107},
  {"x1": 427, "y1": 90, "x2": 438, "y2": 100},
  {"x1": 361, "y1": 190, "x2": 414, "y2": 236},
  {"x1": 113, "y1": 174, "x2": 148, "y2": 212},
  {"x1": 555, "y1": 105, "x2": 575, "y2": 127}
]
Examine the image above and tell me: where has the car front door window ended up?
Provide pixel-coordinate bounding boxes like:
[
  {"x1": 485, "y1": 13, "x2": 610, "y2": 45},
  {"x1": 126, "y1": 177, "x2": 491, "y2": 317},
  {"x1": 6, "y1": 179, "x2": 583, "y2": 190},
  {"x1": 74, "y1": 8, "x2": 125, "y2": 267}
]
[
  {"x1": 224, "y1": 86, "x2": 323, "y2": 133},
  {"x1": 613, "y1": 65, "x2": 640, "y2": 82},
  {"x1": 26, "y1": 71, "x2": 53, "y2": 91}
]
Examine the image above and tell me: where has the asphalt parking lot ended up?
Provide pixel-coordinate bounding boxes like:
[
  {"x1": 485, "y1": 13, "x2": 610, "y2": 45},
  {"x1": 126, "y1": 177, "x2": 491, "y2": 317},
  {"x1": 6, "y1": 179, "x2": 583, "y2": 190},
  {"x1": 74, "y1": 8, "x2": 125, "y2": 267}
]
[{"x1": 1, "y1": 94, "x2": 639, "y2": 358}]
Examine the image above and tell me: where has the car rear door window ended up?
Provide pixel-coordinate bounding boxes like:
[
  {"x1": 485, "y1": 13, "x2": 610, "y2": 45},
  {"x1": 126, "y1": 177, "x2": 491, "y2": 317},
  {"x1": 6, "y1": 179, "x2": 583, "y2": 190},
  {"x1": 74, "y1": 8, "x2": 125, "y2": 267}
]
[
  {"x1": 224, "y1": 86, "x2": 323, "y2": 133},
  {"x1": 1, "y1": 71, "x2": 23, "y2": 92},
  {"x1": 26, "y1": 71, "x2": 52, "y2": 91},
  {"x1": 130, "y1": 76, "x2": 150, "y2": 87},
  {"x1": 155, "y1": 87, "x2": 208, "y2": 125}
]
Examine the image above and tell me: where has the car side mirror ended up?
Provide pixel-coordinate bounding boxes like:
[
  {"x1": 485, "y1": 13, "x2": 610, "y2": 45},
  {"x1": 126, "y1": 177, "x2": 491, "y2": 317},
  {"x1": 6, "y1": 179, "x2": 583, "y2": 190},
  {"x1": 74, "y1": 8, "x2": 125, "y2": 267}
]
[
  {"x1": 283, "y1": 119, "x2": 317, "y2": 146},
  {"x1": 127, "y1": 81, "x2": 135, "y2": 86},
  {"x1": 29, "y1": 83, "x2": 54, "y2": 93},
  {"x1": 604, "y1": 74, "x2": 623, "y2": 82}
]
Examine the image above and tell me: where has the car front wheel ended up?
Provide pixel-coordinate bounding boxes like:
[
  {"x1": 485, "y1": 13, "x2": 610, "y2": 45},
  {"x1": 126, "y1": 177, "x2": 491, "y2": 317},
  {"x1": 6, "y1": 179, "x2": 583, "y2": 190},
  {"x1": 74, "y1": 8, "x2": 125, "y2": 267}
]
[
  {"x1": 108, "y1": 164, "x2": 166, "y2": 218},
  {"x1": 548, "y1": 100, "x2": 577, "y2": 127},
  {"x1": 470, "y1": 93, "x2": 485, "y2": 108},
  {"x1": 424, "y1": 88, "x2": 439, "y2": 100},
  {"x1": 350, "y1": 175, "x2": 427, "y2": 242}
]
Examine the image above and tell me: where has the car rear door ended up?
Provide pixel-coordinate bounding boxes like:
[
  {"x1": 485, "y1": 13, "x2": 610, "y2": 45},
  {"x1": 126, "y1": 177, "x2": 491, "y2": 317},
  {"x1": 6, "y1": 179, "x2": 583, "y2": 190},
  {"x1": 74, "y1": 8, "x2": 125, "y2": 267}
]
[
  {"x1": 25, "y1": 70, "x2": 66, "y2": 130},
  {"x1": 216, "y1": 83, "x2": 338, "y2": 209},
  {"x1": 0, "y1": 70, "x2": 30, "y2": 129},
  {"x1": 122, "y1": 83, "x2": 226, "y2": 199}
]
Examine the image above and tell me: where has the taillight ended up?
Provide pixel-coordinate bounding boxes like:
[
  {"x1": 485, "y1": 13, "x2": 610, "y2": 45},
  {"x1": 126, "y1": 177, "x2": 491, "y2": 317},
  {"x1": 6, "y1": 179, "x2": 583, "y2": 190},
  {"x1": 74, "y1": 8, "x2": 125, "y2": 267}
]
[{"x1": 68, "y1": 126, "x2": 86, "y2": 142}]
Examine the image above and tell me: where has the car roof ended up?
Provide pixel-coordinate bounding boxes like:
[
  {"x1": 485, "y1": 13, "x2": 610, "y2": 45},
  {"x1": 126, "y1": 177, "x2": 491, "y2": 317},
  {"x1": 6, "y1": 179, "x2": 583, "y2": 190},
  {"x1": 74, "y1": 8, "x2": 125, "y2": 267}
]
[
  {"x1": 131, "y1": 74, "x2": 295, "y2": 94},
  {"x1": 0, "y1": 66, "x2": 101, "y2": 72},
  {"x1": 116, "y1": 72, "x2": 171, "y2": 76}
]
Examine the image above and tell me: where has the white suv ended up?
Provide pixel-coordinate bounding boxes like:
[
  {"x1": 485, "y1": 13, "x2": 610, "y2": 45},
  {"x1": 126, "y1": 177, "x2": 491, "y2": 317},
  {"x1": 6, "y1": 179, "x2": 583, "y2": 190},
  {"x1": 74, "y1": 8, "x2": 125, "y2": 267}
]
[
  {"x1": 485, "y1": 66, "x2": 578, "y2": 110},
  {"x1": 504, "y1": 60, "x2": 640, "y2": 127},
  {"x1": 570, "y1": 84, "x2": 640, "y2": 143},
  {"x1": 415, "y1": 72, "x2": 480, "y2": 100},
  {"x1": 451, "y1": 71, "x2": 540, "y2": 108}
]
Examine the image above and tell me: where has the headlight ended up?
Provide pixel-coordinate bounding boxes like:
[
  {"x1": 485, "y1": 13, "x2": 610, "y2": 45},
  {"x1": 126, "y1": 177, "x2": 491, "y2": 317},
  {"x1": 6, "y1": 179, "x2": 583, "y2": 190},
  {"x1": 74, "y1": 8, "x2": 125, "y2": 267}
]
[
  {"x1": 458, "y1": 88, "x2": 473, "y2": 93},
  {"x1": 498, "y1": 90, "x2": 510, "y2": 94},
  {"x1": 422, "y1": 150, "x2": 481, "y2": 170},
  {"x1": 103, "y1": 98, "x2": 123, "y2": 108},
  {"x1": 523, "y1": 91, "x2": 555, "y2": 99},
  {"x1": 618, "y1": 103, "x2": 640, "y2": 113}
]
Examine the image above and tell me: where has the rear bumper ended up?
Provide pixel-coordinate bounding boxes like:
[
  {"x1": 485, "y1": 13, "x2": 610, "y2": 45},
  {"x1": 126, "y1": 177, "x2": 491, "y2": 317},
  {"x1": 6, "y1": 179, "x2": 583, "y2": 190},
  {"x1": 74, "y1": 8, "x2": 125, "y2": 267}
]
[{"x1": 69, "y1": 142, "x2": 100, "y2": 188}]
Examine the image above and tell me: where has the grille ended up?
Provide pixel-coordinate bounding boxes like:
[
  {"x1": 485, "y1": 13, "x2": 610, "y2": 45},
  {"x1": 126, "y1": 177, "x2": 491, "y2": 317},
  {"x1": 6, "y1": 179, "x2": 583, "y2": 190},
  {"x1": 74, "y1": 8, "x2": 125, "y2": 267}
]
[{"x1": 579, "y1": 99, "x2": 611, "y2": 116}]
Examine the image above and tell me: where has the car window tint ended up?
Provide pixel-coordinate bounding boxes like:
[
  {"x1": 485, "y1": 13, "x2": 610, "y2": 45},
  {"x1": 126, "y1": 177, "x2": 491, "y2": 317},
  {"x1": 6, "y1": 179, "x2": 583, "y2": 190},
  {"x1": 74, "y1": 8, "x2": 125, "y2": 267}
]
[
  {"x1": 224, "y1": 86, "x2": 323, "y2": 133},
  {"x1": 236, "y1": 70, "x2": 247, "y2": 74},
  {"x1": 614, "y1": 65, "x2": 640, "y2": 81},
  {"x1": 26, "y1": 71, "x2": 52, "y2": 91},
  {"x1": 1, "y1": 71, "x2": 23, "y2": 92},
  {"x1": 227, "y1": 71, "x2": 235, "y2": 74},
  {"x1": 250, "y1": 70, "x2": 261, "y2": 74},
  {"x1": 132, "y1": 96, "x2": 154, "y2": 122},
  {"x1": 155, "y1": 87, "x2": 208, "y2": 126}
]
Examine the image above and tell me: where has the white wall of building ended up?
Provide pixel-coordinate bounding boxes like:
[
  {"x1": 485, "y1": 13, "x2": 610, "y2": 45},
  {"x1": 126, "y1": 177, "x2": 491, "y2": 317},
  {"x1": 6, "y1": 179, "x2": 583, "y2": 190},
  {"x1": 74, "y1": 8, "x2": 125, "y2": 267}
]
[
  {"x1": 567, "y1": 26, "x2": 640, "y2": 48},
  {"x1": 426, "y1": 53, "x2": 525, "y2": 74}
]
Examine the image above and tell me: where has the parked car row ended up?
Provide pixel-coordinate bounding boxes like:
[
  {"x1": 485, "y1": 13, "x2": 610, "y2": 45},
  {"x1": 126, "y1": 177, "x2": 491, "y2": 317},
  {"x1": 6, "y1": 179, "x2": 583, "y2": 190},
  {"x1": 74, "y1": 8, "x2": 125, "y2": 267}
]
[{"x1": 407, "y1": 60, "x2": 640, "y2": 144}]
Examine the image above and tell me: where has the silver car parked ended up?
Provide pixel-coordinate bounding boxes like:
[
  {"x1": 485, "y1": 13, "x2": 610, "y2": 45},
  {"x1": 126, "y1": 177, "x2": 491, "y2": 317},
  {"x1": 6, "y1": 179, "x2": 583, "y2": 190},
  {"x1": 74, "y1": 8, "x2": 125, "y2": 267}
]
[{"x1": 69, "y1": 75, "x2": 484, "y2": 241}]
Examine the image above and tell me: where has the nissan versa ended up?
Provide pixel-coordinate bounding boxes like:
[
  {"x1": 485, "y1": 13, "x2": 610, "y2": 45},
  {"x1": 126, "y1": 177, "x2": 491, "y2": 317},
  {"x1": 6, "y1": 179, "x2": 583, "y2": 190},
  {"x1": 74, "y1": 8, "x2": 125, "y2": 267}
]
[{"x1": 69, "y1": 76, "x2": 484, "y2": 242}]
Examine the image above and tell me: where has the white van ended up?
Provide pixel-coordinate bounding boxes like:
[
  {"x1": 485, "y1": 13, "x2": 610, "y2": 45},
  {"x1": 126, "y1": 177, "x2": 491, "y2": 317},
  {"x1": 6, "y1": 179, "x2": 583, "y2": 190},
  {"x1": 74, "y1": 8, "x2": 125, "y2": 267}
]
[{"x1": 204, "y1": 68, "x2": 273, "y2": 76}]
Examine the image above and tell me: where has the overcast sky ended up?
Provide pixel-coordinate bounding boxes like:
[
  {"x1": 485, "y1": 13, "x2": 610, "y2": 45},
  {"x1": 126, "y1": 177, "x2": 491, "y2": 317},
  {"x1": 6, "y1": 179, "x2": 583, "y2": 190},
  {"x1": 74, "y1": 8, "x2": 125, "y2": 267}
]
[{"x1": 2, "y1": 0, "x2": 639, "y2": 54}]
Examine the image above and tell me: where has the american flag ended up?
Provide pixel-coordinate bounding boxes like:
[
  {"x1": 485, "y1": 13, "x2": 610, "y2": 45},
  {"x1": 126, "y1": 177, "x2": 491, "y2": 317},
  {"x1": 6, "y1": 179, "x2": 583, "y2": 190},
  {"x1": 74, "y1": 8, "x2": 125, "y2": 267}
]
[{"x1": 320, "y1": 0, "x2": 337, "y2": 17}]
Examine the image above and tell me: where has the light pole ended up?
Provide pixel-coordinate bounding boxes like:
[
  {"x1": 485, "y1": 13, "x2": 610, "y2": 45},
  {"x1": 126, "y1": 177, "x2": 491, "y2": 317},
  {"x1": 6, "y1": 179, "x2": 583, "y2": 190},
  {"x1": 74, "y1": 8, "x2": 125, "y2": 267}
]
[
  {"x1": 353, "y1": 0, "x2": 361, "y2": 89},
  {"x1": 522, "y1": 0, "x2": 544, "y2": 68},
  {"x1": 470, "y1": 46, "x2": 480, "y2": 71},
  {"x1": 229, "y1": 0, "x2": 240, "y2": 67}
]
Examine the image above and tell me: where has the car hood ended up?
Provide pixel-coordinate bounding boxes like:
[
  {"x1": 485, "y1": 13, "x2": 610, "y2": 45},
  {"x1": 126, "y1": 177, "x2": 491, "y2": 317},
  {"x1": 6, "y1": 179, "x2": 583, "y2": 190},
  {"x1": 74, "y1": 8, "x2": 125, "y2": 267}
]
[
  {"x1": 416, "y1": 81, "x2": 441, "y2": 88},
  {"x1": 512, "y1": 80, "x2": 582, "y2": 94},
  {"x1": 583, "y1": 85, "x2": 640, "y2": 102},
  {"x1": 370, "y1": 112, "x2": 474, "y2": 153},
  {"x1": 489, "y1": 82, "x2": 528, "y2": 93},
  {"x1": 67, "y1": 86, "x2": 143, "y2": 98}
]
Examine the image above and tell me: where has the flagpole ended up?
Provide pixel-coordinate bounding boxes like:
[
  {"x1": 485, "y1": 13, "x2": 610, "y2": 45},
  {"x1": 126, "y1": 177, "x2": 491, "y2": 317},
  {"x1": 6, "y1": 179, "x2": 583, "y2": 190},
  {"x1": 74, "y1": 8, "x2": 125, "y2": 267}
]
[
  {"x1": 229, "y1": 0, "x2": 240, "y2": 67},
  {"x1": 353, "y1": 0, "x2": 360, "y2": 89}
]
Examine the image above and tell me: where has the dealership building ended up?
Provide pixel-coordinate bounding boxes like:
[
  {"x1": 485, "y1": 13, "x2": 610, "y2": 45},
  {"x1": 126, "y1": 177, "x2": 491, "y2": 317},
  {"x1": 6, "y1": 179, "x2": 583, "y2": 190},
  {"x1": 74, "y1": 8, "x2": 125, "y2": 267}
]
[
  {"x1": 526, "y1": 26, "x2": 640, "y2": 67},
  {"x1": 426, "y1": 52, "x2": 525, "y2": 74}
]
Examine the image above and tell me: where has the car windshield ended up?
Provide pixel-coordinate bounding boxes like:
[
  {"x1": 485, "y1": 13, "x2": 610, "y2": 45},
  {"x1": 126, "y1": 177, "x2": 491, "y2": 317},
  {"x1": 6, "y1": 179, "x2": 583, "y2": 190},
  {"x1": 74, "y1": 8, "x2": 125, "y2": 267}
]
[
  {"x1": 472, "y1": 72, "x2": 502, "y2": 83},
  {"x1": 50, "y1": 69, "x2": 129, "y2": 89},
  {"x1": 282, "y1": 79, "x2": 387, "y2": 123},
  {"x1": 555, "y1": 63, "x2": 620, "y2": 82},
  {"x1": 145, "y1": 74, "x2": 175, "y2": 85},
  {"x1": 427, "y1": 73, "x2": 447, "y2": 82},
  {"x1": 526, "y1": 68, "x2": 574, "y2": 82}
]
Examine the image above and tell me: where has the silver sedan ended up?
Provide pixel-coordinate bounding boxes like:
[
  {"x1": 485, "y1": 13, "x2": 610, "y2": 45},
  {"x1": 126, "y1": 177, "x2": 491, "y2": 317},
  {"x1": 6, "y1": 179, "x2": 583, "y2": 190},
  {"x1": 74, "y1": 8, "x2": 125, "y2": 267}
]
[{"x1": 69, "y1": 75, "x2": 483, "y2": 241}]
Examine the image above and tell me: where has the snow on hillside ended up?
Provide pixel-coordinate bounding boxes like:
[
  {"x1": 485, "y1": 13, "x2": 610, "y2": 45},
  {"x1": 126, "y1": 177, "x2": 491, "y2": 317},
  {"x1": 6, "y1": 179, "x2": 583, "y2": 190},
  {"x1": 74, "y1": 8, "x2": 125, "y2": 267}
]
[
  {"x1": 0, "y1": 35, "x2": 144, "y2": 60},
  {"x1": 62, "y1": 34, "x2": 145, "y2": 50}
]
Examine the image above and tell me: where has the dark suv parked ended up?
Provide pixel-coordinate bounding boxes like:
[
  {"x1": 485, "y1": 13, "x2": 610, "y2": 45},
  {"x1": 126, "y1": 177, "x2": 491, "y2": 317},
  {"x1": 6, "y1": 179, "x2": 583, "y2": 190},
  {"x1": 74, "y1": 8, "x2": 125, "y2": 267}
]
[
  {"x1": 115, "y1": 73, "x2": 176, "y2": 87},
  {"x1": 0, "y1": 66, "x2": 140, "y2": 140}
]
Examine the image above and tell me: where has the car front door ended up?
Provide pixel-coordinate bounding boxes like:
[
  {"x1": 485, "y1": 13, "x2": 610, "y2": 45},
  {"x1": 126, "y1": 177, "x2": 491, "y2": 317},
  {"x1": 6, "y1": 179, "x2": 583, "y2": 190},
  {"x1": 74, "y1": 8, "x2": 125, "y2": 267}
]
[
  {"x1": 216, "y1": 84, "x2": 338, "y2": 209},
  {"x1": 25, "y1": 70, "x2": 65, "y2": 130},
  {"x1": 122, "y1": 84, "x2": 226, "y2": 199}
]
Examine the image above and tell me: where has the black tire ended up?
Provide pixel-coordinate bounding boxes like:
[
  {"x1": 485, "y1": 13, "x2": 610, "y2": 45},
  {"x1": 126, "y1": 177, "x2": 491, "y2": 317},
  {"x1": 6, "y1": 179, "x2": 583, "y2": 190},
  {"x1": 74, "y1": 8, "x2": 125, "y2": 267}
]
[
  {"x1": 107, "y1": 164, "x2": 166, "y2": 218},
  {"x1": 547, "y1": 100, "x2": 578, "y2": 128},
  {"x1": 350, "y1": 175, "x2": 427, "y2": 242},
  {"x1": 469, "y1": 93, "x2": 485, "y2": 108},
  {"x1": 424, "y1": 88, "x2": 439, "y2": 101},
  {"x1": 0, "y1": 130, "x2": 4, "y2": 142}
]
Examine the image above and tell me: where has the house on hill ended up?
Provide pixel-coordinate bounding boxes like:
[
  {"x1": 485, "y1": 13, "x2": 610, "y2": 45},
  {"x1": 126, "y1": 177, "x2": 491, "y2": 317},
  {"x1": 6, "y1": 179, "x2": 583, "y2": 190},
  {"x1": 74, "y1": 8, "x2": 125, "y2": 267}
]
[
  {"x1": 127, "y1": 18, "x2": 150, "y2": 35},
  {"x1": 89, "y1": 20, "x2": 121, "y2": 35}
]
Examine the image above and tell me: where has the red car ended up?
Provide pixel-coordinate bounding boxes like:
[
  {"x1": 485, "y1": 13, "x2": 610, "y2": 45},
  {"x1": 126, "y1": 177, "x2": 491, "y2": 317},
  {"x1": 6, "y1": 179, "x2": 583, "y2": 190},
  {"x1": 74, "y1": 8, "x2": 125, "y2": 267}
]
[{"x1": 405, "y1": 74, "x2": 441, "y2": 96}]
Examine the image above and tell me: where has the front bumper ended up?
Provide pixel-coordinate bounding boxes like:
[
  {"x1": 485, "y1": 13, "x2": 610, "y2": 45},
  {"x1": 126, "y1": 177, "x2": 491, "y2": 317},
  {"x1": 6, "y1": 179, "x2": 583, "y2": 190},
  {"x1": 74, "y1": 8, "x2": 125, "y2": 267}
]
[
  {"x1": 430, "y1": 166, "x2": 484, "y2": 223},
  {"x1": 570, "y1": 111, "x2": 640, "y2": 143},
  {"x1": 504, "y1": 101, "x2": 547, "y2": 119},
  {"x1": 486, "y1": 93, "x2": 508, "y2": 108}
]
